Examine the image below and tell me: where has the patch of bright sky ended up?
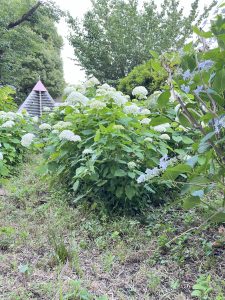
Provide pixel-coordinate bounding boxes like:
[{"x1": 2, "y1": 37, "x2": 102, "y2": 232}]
[{"x1": 54, "y1": 0, "x2": 218, "y2": 85}]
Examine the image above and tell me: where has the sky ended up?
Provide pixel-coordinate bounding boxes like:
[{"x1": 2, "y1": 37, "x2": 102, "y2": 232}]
[{"x1": 54, "y1": 0, "x2": 216, "y2": 85}]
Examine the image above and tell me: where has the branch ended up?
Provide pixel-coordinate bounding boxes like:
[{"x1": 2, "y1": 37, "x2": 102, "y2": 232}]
[{"x1": 7, "y1": 1, "x2": 42, "y2": 30}]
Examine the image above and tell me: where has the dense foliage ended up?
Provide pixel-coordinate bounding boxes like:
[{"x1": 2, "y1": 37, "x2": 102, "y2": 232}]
[
  {"x1": 0, "y1": 0, "x2": 64, "y2": 104},
  {"x1": 0, "y1": 86, "x2": 17, "y2": 112},
  {"x1": 68, "y1": 0, "x2": 215, "y2": 84},
  {"x1": 0, "y1": 111, "x2": 36, "y2": 178},
  {"x1": 118, "y1": 56, "x2": 167, "y2": 98}
]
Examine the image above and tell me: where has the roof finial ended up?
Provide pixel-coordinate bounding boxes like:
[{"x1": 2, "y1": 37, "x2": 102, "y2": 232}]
[{"x1": 38, "y1": 74, "x2": 41, "y2": 81}]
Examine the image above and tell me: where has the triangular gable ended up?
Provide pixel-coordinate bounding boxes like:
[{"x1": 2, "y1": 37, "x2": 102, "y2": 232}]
[{"x1": 18, "y1": 81, "x2": 55, "y2": 116}]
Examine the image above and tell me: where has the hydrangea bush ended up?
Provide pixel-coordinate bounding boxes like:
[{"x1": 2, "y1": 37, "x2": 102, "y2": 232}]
[
  {"x1": 0, "y1": 111, "x2": 36, "y2": 177},
  {"x1": 39, "y1": 80, "x2": 194, "y2": 213}
]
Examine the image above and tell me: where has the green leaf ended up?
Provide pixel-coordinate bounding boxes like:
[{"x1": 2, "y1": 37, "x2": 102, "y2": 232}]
[
  {"x1": 211, "y1": 212, "x2": 225, "y2": 223},
  {"x1": 182, "y1": 136, "x2": 194, "y2": 144},
  {"x1": 94, "y1": 129, "x2": 101, "y2": 142},
  {"x1": 114, "y1": 169, "x2": 127, "y2": 177},
  {"x1": 193, "y1": 26, "x2": 213, "y2": 38},
  {"x1": 125, "y1": 185, "x2": 136, "y2": 200},
  {"x1": 163, "y1": 164, "x2": 192, "y2": 180},
  {"x1": 150, "y1": 116, "x2": 171, "y2": 126},
  {"x1": 183, "y1": 196, "x2": 200, "y2": 209},
  {"x1": 157, "y1": 91, "x2": 171, "y2": 108},
  {"x1": 72, "y1": 180, "x2": 80, "y2": 192}
]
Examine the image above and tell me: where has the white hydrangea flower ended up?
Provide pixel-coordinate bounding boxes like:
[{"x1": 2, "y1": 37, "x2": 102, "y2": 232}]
[
  {"x1": 85, "y1": 77, "x2": 100, "y2": 88},
  {"x1": 153, "y1": 123, "x2": 171, "y2": 132},
  {"x1": 144, "y1": 137, "x2": 153, "y2": 142},
  {"x1": 82, "y1": 148, "x2": 94, "y2": 155},
  {"x1": 140, "y1": 118, "x2": 151, "y2": 125},
  {"x1": 123, "y1": 104, "x2": 140, "y2": 115},
  {"x1": 59, "y1": 130, "x2": 81, "y2": 142},
  {"x1": 89, "y1": 100, "x2": 106, "y2": 110},
  {"x1": 53, "y1": 121, "x2": 72, "y2": 130},
  {"x1": 52, "y1": 129, "x2": 59, "y2": 134},
  {"x1": 128, "y1": 161, "x2": 136, "y2": 169},
  {"x1": 160, "y1": 134, "x2": 170, "y2": 140},
  {"x1": 139, "y1": 108, "x2": 151, "y2": 115},
  {"x1": 21, "y1": 133, "x2": 35, "y2": 147},
  {"x1": 0, "y1": 152, "x2": 3, "y2": 160},
  {"x1": 66, "y1": 91, "x2": 89, "y2": 106},
  {"x1": 132, "y1": 86, "x2": 148, "y2": 99},
  {"x1": 111, "y1": 92, "x2": 128, "y2": 106},
  {"x1": 1, "y1": 120, "x2": 15, "y2": 128},
  {"x1": 32, "y1": 116, "x2": 39, "y2": 123},
  {"x1": 39, "y1": 123, "x2": 51, "y2": 130},
  {"x1": 43, "y1": 106, "x2": 51, "y2": 112},
  {"x1": 64, "y1": 86, "x2": 76, "y2": 96}
]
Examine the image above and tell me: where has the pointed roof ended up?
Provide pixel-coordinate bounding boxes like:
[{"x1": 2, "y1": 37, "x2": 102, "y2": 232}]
[
  {"x1": 33, "y1": 80, "x2": 47, "y2": 92},
  {"x1": 18, "y1": 80, "x2": 55, "y2": 116}
]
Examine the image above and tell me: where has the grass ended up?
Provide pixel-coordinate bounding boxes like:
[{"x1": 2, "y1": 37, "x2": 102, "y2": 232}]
[{"x1": 0, "y1": 156, "x2": 224, "y2": 299}]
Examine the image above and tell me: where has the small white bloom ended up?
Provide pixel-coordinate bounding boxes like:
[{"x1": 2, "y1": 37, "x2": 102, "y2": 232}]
[
  {"x1": 32, "y1": 116, "x2": 39, "y2": 123},
  {"x1": 85, "y1": 77, "x2": 100, "y2": 88},
  {"x1": 139, "y1": 108, "x2": 151, "y2": 115},
  {"x1": 111, "y1": 92, "x2": 128, "y2": 106},
  {"x1": 39, "y1": 123, "x2": 51, "y2": 130},
  {"x1": 132, "y1": 86, "x2": 148, "y2": 99},
  {"x1": 1, "y1": 120, "x2": 15, "y2": 128},
  {"x1": 59, "y1": 130, "x2": 81, "y2": 142},
  {"x1": 0, "y1": 152, "x2": 3, "y2": 160},
  {"x1": 160, "y1": 134, "x2": 170, "y2": 140},
  {"x1": 89, "y1": 100, "x2": 106, "y2": 110},
  {"x1": 123, "y1": 104, "x2": 140, "y2": 115},
  {"x1": 128, "y1": 162, "x2": 136, "y2": 169},
  {"x1": 21, "y1": 133, "x2": 35, "y2": 147},
  {"x1": 64, "y1": 86, "x2": 75, "y2": 96},
  {"x1": 82, "y1": 148, "x2": 94, "y2": 155},
  {"x1": 66, "y1": 91, "x2": 89, "y2": 106},
  {"x1": 52, "y1": 129, "x2": 59, "y2": 134},
  {"x1": 43, "y1": 106, "x2": 51, "y2": 112},
  {"x1": 153, "y1": 123, "x2": 171, "y2": 132},
  {"x1": 53, "y1": 121, "x2": 72, "y2": 130},
  {"x1": 140, "y1": 118, "x2": 151, "y2": 125},
  {"x1": 144, "y1": 137, "x2": 153, "y2": 142}
]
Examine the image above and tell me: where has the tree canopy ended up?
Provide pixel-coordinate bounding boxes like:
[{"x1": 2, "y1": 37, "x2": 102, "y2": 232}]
[
  {"x1": 68, "y1": 0, "x2": 216, "y2": 85},
  {"x1": 0, "y1": 0, "x2": 65, "y2": 104}
]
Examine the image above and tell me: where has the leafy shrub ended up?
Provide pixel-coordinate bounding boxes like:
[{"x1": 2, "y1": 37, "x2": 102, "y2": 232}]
[
  {"x1": 0, "y1": 111, "x2": 36, "y2": 177},
  {"x1": 0, "y1": 86, "x2": 17, "y2": 112},
  {"x1": 118, "y1": 57, "x2": 167, "y2": 98},
  {"x1": 40, "y1": 82, "x2": 191, "y2": 213}
]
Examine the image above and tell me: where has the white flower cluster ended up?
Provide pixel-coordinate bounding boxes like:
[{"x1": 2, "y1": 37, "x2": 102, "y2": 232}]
[
  {"x1": 43, "y1": 106, "x2": 51, "y2": 112},
  {"x1": 110, "y1": 91, "x2": 128, "y2": 106},
  {"x1": 0, "y1": 111, "x2": 20, "y2": 121},
  {"x1": 59, "y1": 130, "x2": 81, "y2": 142},
  {"x1": 160, "y1": 134, "x2": 170, "y2": 140},
  {"x1": 21, "y1": 133, "x2": 35, "y2": 148},
  {"x1": 39, "y1": 123, "x2": 51, "y2": 130},
  {"x1": 128, "y1": 161, "x2": 136, "y2": 169},
  {"x1": 84, "y1": 77, "x2": 100, "y2": 88},
  {"x1": 66, "y1": 91, "x2": 89, "y2": 106},
  {"x1": 123, "y1": 103, "x2": 140, "y2": 115},
  {"x1": 144, "y1": 137, "x2": 153, "y2": 142},
  {"x1": 53, "y1": 121, "x2": 72, "y2": 130},
  {"x1": 137, "y1": 155, "x2": 177, "y2": 183},
  {"x1": 82, "y1": 148, "x2": 94, "y2": 155},
  {"x1": 139, "y1": 108, "x2": 151, "y2": 115},
  {"x1": 89, "y1": 100, "x2": 106, "y2": 110},
  {"x1": 153, "y1": 123, "x2": 170, "y2": 132},
  {"x1": 140, "y1": 118, "x2": 151, "y2": 125},
  {"x1": 1, "y1": 120, "x2": 15, "y2": 128},
  {"x1": 0, "y1": 152, "x2": 3, "y2": 160},
  {"x1": 132, "y1": 86, "x2": 148, "y2": 100}
]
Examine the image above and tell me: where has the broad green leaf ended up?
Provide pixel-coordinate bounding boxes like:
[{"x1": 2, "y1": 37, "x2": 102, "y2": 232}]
[
  {"x1": 183, "y1": 196, "x2": 200, "y2": 209},
  {"x1": 157, "y1": 91, "x2": 171, "y2": 108},
  {"x1": 193, "y1": 26, "x2": 213, "y2": 38},
  {"x1": 163, "y1": 164, "x2": 192, "y2": 180}
]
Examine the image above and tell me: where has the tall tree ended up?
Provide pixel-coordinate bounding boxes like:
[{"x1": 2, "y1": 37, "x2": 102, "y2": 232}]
[
  {"x1": 0, "y1": 0, "x2": 64, "y2": 104},
  {"x1": 68, "y1": 0, "x2": 216, "y2": 85}
]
